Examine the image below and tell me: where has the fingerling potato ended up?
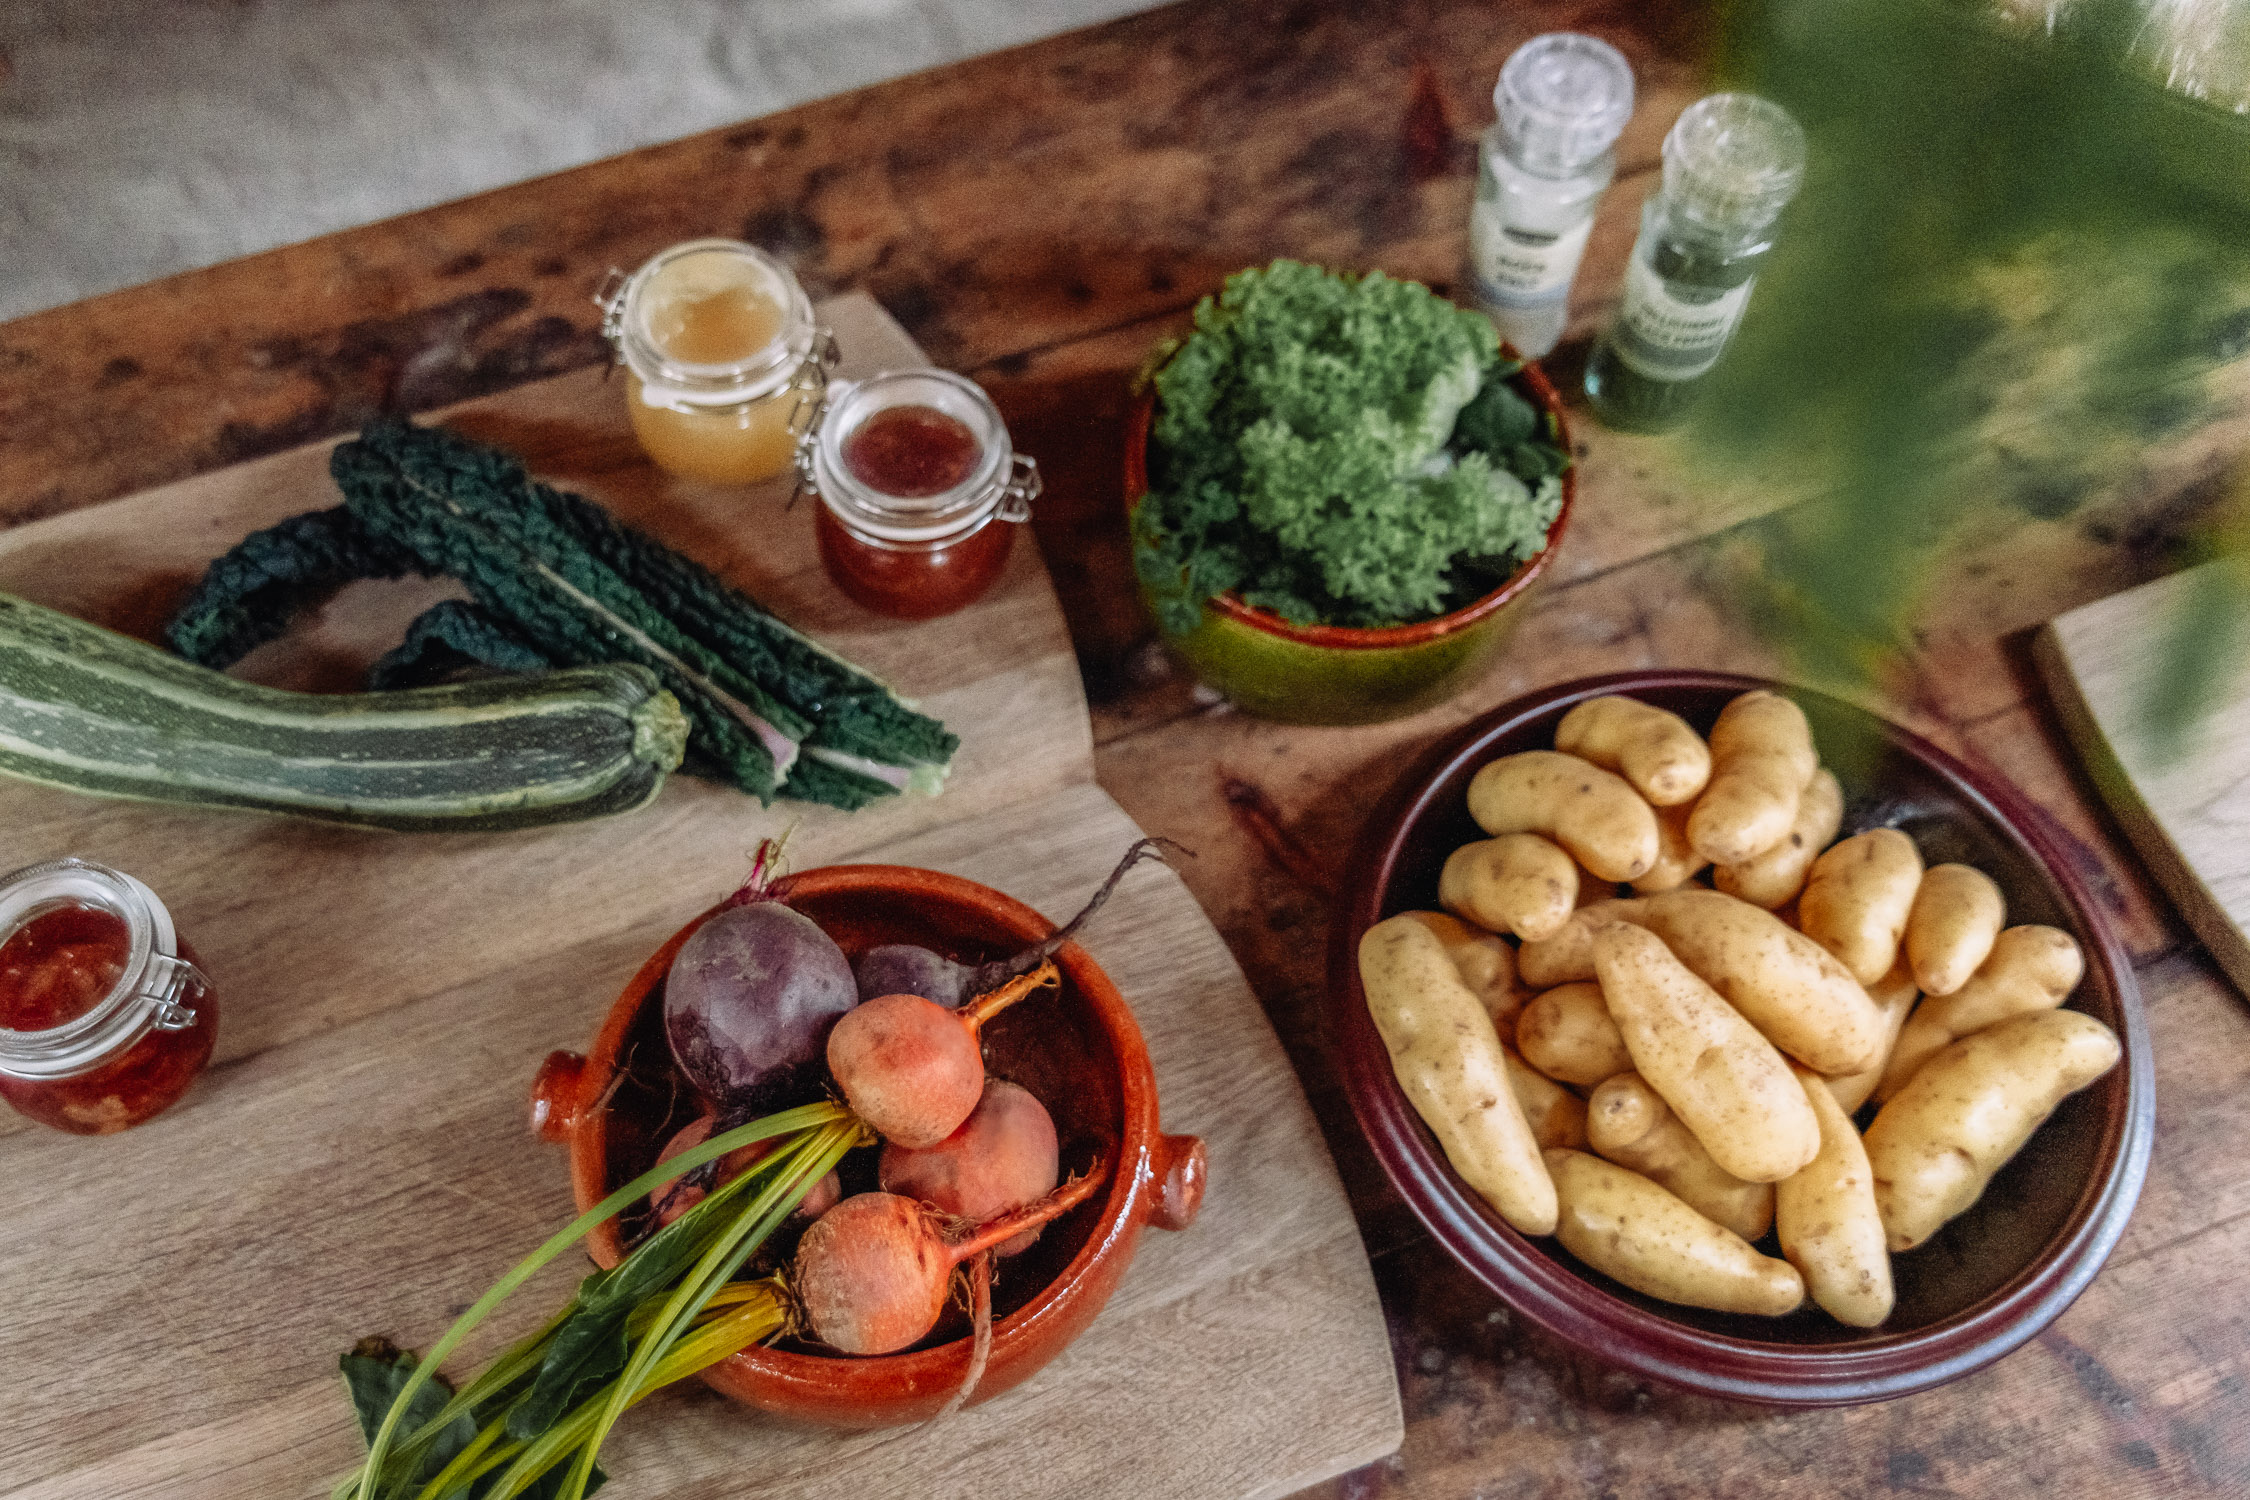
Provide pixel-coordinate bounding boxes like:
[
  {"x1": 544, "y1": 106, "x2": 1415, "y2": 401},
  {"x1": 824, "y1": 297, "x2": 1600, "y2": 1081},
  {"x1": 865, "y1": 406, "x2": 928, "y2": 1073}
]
[
  {"x1": 1516, "y1": 981, "x2": 1635, "y2": 1087},
  {"x1": 1877, "y1": 925, "x2": 2084, "y2": 1102},
  {"x1": 1687, "y1": 690, "x2": 1818, "y2": 866},
  {"x1": 1555, "y1": 695, "x2": 1713, "y2": 807},
  {"x1": 1545, "y1": 1149, "x2": 1805, "y2": 1316},
  {"x1": 1713, "y1": 766, "x2": 1842, "y2": 910},
  {"x1": 1629, "y1": 888, "x2": 1888, "y2": 1076},
  {"x1": 1441, "y1": 833, "x2": 1579, "y2": 941},
  {"x1": 1631, "y1": 800, "x2": 1709, "y2": 895},
  {"x1": 1517, "y1": 897, "x2": 1644, "y2": 988},
  {"x1": 1864, "y1": 1008, "x2": 2120, "y2": 1251},
  {"x1": 1778, "y1": 1065, "x2": 1894, "y2": 1327},
  {"x1": 1798, "y1": 828, "x2": 1925, "y2": 985},
  {"x1": 1822, "y1": 960, "x2": 1919, "y2": 1115},
  {"x1": 1592, "y1": 921, "x2": 1821, "y2": 1183},
  {"x1": 1904, "y1": 863, "x2": 2006, "y2": 996},
  {"x1": 1394, "y1": 910, "x2": 1529, "y2": 1028},
  {"x1": 1587, "y1": 1071, "x2": 1774, "y2": 1240},
  {"x1": 1506, "y1": 1047, "x2": 1591, "y2": 1150},
  {"x1": 1360, "y1": 915, "x2": 1558, "y2": 1234},
  {"x1": 1467, "y1": 751, "x2": 1660, "y2": 883}
]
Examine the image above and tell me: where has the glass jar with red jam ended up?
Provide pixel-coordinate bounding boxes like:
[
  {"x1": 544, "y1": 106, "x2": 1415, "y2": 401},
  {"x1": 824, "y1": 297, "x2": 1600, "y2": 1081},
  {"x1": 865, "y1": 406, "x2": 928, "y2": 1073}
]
[
  {"x1": 0, "y1": 858, "x2": 217, "y2": 1135},
  {"x1": 798, "y1": 369, "x2": 1041, "y2": 620}
]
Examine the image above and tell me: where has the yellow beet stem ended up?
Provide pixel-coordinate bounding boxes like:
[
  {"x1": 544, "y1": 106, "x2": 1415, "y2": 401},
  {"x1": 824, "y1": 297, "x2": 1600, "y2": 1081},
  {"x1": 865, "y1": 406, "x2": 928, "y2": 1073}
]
[
  {"x1": 410, "y1": 1418, "x2": 510, "y2": 1500},
  {"x1": 949, "y1": 1158, "x2": 1111, "y2": 1261},
  {"x1": 961, "y1": 960, "x2": 1062, "y2": 1032},
  {"x1": 349, "y1": 1101, "x2": 849, "y2": 1500}
]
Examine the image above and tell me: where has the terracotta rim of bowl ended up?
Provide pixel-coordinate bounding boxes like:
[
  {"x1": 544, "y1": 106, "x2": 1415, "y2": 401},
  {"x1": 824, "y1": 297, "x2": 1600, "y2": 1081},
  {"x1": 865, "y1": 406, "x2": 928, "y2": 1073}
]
[
  {"x1": 563, "y1": 864, "x2": 1181, "y2": 1414},
  {"x1": 1327, "y1": 669, "x2": 2156, "y2": 1407},
  {"x1": 1121, "y1": 348, "x2": 1577, "y2": 650}
]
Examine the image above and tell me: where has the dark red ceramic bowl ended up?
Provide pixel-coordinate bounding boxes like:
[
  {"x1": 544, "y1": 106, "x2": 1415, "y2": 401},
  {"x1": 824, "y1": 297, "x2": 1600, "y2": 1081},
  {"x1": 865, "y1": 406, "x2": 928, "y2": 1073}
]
[
  {"x1": 1328, "y1": 670, "x2": 2153, "y2": 1406},
  {"x1": 531, "y1": 864, "x2": 1206, "y2": 1428}
]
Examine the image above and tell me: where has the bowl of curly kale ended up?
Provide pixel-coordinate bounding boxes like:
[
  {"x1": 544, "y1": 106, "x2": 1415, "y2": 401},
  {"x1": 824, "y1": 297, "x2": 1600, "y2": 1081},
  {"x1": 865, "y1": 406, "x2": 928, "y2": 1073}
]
[{"x1": 1126, "y1": 260, "x2": 1574, "y2": 725}]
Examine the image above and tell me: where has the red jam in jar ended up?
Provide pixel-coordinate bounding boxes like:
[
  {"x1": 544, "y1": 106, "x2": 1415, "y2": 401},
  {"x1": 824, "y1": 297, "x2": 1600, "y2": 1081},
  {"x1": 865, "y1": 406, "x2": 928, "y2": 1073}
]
[
  {"x1": 813, "y1": 502, "x2": 1017, "y2": 621},
  {"x1": 842, "y1": 404, "x2": 982, "y2": 498},
  {"x1": 0, "y1": 859, "x2": 217, "y2": 1135},
  {"x1": 802, "y1": 370, "x2": 1040, "y2": 621}
]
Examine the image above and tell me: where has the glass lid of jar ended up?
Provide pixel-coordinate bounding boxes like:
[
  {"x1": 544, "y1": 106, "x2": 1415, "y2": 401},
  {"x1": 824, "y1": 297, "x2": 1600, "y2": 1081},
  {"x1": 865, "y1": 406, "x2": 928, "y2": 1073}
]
[
  {"x1": 805, "y1": 369, "x2": 1035, "y2": 543},
  {"x1": 0, "y1": 858, "x2": 203, "y2": 1079},
  {"x1": 601, "y1": 239, "x2": 820, "y2": 408}
]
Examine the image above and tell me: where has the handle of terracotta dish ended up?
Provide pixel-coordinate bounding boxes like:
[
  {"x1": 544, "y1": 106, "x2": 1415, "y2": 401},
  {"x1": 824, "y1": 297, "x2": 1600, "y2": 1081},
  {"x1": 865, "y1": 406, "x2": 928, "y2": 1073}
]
[
  {"x1": 1150, "y1": 1132, "x2": 1207, "y2": 1231},
  {"x1": 529, "y1": 1050, "x2": 585, "y2": 1144}
]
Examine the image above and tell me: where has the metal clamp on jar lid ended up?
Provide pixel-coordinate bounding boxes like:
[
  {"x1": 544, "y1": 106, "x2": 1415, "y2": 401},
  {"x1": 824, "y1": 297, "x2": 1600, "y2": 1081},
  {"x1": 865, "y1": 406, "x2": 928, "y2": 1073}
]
[
  {"x1": 0, "y1": 857, "x2": 207, "y2": 1082},
  {"x1": 597, "y1": 239, "x2": 839, "y2": 484},
  {"x1": 797, "y1": 370, "x2": 1040, "y2": 620}
]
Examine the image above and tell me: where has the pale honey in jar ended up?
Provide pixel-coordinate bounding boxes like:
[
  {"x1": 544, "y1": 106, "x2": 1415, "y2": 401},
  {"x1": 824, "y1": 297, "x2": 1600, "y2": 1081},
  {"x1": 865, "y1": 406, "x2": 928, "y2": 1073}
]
[{"x1": 602, "y1": 239, "x2": 832, "y2": 484}]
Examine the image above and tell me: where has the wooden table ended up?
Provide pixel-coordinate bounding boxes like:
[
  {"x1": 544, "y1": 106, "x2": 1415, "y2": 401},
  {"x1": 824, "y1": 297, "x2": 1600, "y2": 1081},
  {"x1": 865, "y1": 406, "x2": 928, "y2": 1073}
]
[{"x1": 4, "y1": 2, "x2": 2247, "y2": 1496}]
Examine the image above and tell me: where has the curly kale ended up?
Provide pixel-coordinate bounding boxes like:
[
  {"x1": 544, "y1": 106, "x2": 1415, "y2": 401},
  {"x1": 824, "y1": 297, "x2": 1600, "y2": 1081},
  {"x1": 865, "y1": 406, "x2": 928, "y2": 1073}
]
[{"x1": 1133, "y1": 260, "x2": 1568, "y2": 632}]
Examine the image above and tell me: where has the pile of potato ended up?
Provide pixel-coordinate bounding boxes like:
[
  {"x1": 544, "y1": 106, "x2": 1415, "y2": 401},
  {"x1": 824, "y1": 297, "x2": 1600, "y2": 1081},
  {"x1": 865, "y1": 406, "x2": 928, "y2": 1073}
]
[{"x1": 1359, "y1": 691, "x2": 2122, "y2": 1328}]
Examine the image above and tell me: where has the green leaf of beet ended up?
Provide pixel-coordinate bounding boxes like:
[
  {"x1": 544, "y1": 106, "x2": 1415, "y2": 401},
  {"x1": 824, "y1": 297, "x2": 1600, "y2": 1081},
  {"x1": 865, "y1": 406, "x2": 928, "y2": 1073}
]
[{"x1": 341, "y1": 1338, "x2": 479, "y2": 1489}]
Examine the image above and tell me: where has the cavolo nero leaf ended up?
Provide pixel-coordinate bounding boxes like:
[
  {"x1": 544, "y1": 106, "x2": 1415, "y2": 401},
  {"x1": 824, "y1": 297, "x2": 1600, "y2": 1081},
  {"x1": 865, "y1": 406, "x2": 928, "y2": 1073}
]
[
  {"x1": 166, "y1": 418, "x2": 958, "y2": 813},
  {"x1": 1136, "y1": 259, "x2": 1569, "y2": 632}
]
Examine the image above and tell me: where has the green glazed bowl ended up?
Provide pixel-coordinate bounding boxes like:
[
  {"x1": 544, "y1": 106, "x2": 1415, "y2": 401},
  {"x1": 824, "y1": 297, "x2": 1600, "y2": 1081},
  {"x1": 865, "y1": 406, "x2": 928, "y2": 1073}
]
[{"x1": 1123, "y1": 356, "x2": 1576, "y2": 726}]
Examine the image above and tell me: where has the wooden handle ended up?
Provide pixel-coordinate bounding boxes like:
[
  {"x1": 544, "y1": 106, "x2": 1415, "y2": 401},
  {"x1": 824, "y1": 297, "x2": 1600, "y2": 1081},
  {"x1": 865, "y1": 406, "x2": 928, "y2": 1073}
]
[
  {"x1": 528, "y1": 1049, "x2": 585, "y2": 1144},
  {"x1": 1150, "y1": 1133, "x2": 1207, "y2": 1232}
]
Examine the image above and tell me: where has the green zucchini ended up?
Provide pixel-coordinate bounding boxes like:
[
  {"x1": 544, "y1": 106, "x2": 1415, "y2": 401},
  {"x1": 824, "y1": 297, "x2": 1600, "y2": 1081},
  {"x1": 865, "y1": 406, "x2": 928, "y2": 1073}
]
[{"x1": 0, "y1": 592, "x2": 689, "y2": 832}]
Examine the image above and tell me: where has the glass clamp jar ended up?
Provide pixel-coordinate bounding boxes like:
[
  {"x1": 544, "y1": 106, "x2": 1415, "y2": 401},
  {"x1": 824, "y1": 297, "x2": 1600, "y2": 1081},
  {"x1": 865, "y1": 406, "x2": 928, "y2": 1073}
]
[
  {"x1": 796, "y1": 368, "x2": 1041, "y2": 621},
  {"x1": 1467, "y1": 32, "x2": 1635, "y2": 359},
  {"x1": 1583, "y1": 92, "x2": 1806, "y2": 433},
  {"x1": 0, "y1": 857, "x2": 217, "y2": 1135},
  {"x1": 596, "y1": 238, "x2": 839, "y2": 485}
]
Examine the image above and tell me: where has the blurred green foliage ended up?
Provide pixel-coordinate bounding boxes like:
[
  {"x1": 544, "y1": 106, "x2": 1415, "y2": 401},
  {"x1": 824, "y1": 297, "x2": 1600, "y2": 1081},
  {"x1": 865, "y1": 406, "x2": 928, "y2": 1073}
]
[{"x1": 1680, "y1": 0, "x2": 2250, "y2": 743}]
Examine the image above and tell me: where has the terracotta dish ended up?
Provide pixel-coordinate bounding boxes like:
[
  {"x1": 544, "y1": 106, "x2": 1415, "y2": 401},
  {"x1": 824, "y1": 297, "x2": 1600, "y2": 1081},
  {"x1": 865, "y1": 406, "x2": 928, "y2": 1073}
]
[
  {"x1": 532, "y1": 864, "x2": 1206, "y2": 1428},
  {"x1": 1328, "y1": 670, "x2": 2153, "y2": 1406}
]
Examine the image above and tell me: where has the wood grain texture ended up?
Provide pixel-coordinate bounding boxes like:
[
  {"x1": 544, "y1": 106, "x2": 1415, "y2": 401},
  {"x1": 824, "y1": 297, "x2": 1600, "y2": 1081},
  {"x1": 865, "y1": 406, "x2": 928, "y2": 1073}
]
[
  {"x1": 0, "y1": 0, "x2": 1713, "y2": 524},
  {"x1": 2036, "y1": 563, "x2": 2250, "y2": 996},
  {"x1": 0, "y1": 295, "x2": 1398, "y2": 1499},
  {"x1": 5, "y1": 1, "x2": 2250, "y2": 1495},
  {"x1": 0, "y1": 295, "x2": 1092, "y2": 1121},
  {"x1": 0, "y1": 784, "x2": 1399, "y2": 1500}
]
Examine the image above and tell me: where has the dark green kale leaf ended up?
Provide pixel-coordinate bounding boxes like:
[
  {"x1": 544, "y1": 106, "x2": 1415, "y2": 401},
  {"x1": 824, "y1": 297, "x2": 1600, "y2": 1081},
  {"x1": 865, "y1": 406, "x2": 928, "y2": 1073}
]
[
  {"x1": 165, "y1": 420, "x2": 958, "y2": 811},
  {"x1": 165, "y1": 507, "x2": 429, "y2": 668}
]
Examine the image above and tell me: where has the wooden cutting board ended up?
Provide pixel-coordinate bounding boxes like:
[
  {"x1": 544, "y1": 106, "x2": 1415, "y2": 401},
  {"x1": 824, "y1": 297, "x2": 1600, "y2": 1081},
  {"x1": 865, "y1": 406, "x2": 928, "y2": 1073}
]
[
  {"x1": 2035, "y1": 558, "x2": 2250, "y2": 997},
  {"x1": 0, "y1": 295, "x2": 1400, "y2": 1500}
]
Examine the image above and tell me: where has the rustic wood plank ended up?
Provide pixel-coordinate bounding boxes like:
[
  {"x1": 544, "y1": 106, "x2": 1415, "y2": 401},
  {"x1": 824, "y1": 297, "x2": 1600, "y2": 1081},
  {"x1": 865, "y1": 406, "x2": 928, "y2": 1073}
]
[
  {"x1": 0, "y1": 782, "x2": 1398, "y2": 1500},
  {"x1": 1959, "y1": 699, "x2": 2184, "y2": 967},
  {"x1": 0, "y1": 0, "x2": 1716, "y2": 524},
  {"x1": 0, "y1": 295, "x2": 1090, "y2": 1138}
]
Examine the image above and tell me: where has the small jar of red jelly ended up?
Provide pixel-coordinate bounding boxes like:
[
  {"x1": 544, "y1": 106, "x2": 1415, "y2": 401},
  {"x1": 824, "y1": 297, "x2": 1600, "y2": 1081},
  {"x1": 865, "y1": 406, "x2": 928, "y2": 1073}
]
[
  {"x1": 0, "y1": 858, "x2": 217, "y2": 1135},
  {"x1": 799, "y1": 369, "x2": 1041, "y2": 620}
]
